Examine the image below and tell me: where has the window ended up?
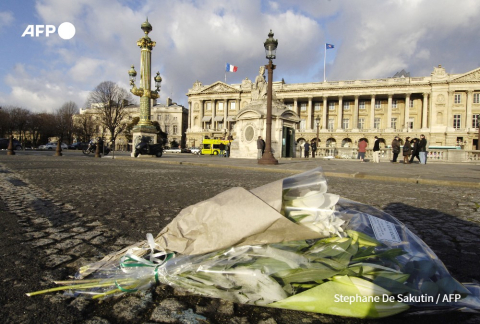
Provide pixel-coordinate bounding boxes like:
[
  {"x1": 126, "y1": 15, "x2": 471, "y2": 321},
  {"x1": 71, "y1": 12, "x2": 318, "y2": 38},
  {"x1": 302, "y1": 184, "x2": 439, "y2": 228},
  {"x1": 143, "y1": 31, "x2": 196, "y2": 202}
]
[
  {"x1": 314, "y1": 102, "x2": 321, "y2": 111},
  {"x1": 474, "y1": 93, "x2": 480, "y2": 104},
  {"x1": 410, "y1": 99, "x2": 414, "y2": 108},
  {"x1": 392, "y1": 99, "x2": 397, "y2": 109},
  {"x1": 230, "y1": 101, "x2": 236, "y2": 110},
  {"x1": 342, "y1": 118, "x2": 349, "y2": 129},
  {"x1": 300, "y1": 103, "x2": 307, "y2": 111},
  {"x1": 453, "y1": 114, "x2": 461, "y2": 129},
  {"x1": 374, "y1": 118, "x2": 381, "y2": 129},
  {"x1": 328, "y1": 102, "x2": 335, "y2": 110},
  {"x1": 328, "y1": 118, "x2": 335, "y2": 130},
  {"x1": 375, "y1": 100, "x2": 381, "y2": 109},
  {"x1": 358, "y1": 118, "x2": 365, "y2": 130},
  {"x1": 165, "y1": 115, "x2": 170, "y2": 121},
  {"x1": 219, "y1": 102, "x2": 224, "y2": 111},
  {"x1": 454, "y1": 93, "x2": 461, "y2": 104},
  {"x1": 157, "y1": 114, "x2": 161, "y2": 120},
  {"x1": 408, "y1": 117, "x2": 414, "y2": 129},
  {"x1": 164, "y1": 125, "x2": 170, "y2": 133},
  {"x1": 206, "y1": 102, "x2": 212, "y2": 110},
  {"x1": 218, "y1": 122, "x2": 224, "y2": 129},
  {"x1": 391, "y1": 117, "x2": 397, "y2": 129},
  {"x1": 300, "y1": 119, "x2": 306, "y2": 131},
  {"x1": 343, "y1": 101, "x2": 350, "y2": 110},
  {"x1": 173, "y1": 116, "x2": 178, "y2": 121},
  {"x1": 473, "y1": 114, "x2": 479, "y2": 129},
  {"x1": 287, "y1": 103, "x2": 293, "y2": 110},
  {"x1": 173, "y1": 125, "x2": 178, "y2": 135},
  {"x1": 359, "y1": 101, "x2": 365, "y2": 109}
]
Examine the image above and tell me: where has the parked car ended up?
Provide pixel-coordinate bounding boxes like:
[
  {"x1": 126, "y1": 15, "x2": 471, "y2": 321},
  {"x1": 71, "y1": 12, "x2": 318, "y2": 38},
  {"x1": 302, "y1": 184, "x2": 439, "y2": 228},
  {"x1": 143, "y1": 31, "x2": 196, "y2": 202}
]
[
  {"x1": 189, "y1": 147, "x2": 201, "y2": 155},
  {"x1": 0, "y1": 138, "x2": 22, "y2": 150},
  {"x1": 41, "y1": 142, "x2": 68, "y2": 150},
  {"x1": 181, "y1": 148, "x2": 191, "y2": 153},
  {"x1": 68, "y1": 142, "x2": 88, "y2": 150},
  {"x1": 163, "y1": 147, "x2": 181, "y2": 153}
]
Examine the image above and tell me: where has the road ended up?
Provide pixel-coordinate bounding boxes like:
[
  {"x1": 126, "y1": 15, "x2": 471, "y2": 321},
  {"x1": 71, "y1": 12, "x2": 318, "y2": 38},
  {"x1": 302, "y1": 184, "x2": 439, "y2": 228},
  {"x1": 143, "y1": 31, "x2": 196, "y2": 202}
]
[{"x1": 0, "y1": 152, "x2": 479, "y2": 323}]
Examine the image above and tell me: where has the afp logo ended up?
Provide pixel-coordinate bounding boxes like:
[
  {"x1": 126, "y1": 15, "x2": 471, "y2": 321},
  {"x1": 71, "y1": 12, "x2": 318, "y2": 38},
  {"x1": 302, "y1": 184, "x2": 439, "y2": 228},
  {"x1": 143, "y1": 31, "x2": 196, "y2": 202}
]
[{"x1": 21, "y1": 22, "x2": 76, "y2": 40}]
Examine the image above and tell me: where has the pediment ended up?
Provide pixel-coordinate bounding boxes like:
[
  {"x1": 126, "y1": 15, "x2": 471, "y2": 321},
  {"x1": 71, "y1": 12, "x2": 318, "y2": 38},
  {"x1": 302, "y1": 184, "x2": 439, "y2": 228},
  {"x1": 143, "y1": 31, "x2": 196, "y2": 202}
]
[
  {"x1": 451, "y1": 67, "x2": 480, "y2": 82},
  {"x1": 199, "y1": 81, "x2": 240, "y2": 94},
  {"x1": 236, "y1": 109, "x2": 262, "y2": 120}
]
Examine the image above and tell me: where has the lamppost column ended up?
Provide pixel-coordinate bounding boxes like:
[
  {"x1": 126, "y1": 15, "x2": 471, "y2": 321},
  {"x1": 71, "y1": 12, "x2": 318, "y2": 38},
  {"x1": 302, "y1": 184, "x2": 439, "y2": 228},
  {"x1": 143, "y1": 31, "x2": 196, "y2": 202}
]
[{"x1": 258, "y1": 59, "x2": 278, "y2": 165}]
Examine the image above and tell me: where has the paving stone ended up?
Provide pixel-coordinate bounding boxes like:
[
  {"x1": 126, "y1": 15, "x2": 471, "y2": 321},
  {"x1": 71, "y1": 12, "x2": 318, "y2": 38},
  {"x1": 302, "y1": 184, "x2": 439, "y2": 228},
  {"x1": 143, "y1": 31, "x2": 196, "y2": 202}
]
[
  {"x1": 52, "y1": 239, "x2": 83, "y2": 250},
  {"x1": 48, "y1": 232, "x2": 75, "y2": 240},
  {"x1": 44, "y1": 254, "x2": 73, "y2": 268},
  {"x1": 74, "y1": 231, "x2": 102, "y2": 241},
  {"x1": 112, "y1": 296, "x2": 150, "y2": 322},
  {"x1": 30, "y1": 238, "x2": 55, "y2": 247}
]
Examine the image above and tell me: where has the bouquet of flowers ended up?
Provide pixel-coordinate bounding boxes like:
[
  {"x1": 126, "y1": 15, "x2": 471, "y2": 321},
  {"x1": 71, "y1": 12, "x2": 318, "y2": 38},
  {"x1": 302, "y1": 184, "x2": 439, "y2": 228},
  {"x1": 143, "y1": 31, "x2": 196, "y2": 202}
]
[{"x1": 28, "y1": 168, "x2": 480, "y2": 318}]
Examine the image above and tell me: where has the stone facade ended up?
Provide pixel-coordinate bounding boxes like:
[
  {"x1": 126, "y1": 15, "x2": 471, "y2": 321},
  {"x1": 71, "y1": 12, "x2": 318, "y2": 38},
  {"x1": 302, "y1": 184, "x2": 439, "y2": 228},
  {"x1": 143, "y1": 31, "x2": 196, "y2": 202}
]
[{"x1": 186, "y1": 65, "x2": 480, "y2": 151}]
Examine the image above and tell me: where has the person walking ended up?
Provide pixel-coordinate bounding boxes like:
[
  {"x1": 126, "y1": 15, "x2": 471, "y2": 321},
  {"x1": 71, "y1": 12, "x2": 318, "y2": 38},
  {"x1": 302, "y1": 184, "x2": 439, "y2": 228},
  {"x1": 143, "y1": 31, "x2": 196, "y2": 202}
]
[
  {"x1": 418, "y1": 134, "x2": 428, "y2": 164},
  {"x1": 219, "y1": 142, "x2": 225, "y2": 157},
  {"x1": 311, "y1": 140, "x2": 317, "y2": 158},
  {"x1": 257, "y1": 136, "x2": 264, "y2": 159},
  {"x1": 391, "y1": 136, "x2": 401, "y2": 163},
  {"x1": 304, "y1": 142, "x2": 310, "y2": 158},
  {"x1": 357, "y1": 139, "x2": 367, "y2": 162},
  {"x1": 403, "y1": 137, "x2": 411, "y2": 164},
  {"x1": 409, "y1": 138, "x2": 420, "y2": 163},
  {"x1": 372, "y1": 136, "x2": 380, "y2": 163}
]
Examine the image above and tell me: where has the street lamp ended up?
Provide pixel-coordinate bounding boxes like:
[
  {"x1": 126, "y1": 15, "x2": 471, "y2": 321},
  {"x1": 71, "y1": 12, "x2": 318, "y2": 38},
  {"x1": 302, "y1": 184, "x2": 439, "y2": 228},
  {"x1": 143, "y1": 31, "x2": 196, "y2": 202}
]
[
  {"x1": 128, "y1": 18, "x2": 161, "y2": 147},
  {"x1": 258, "y1": 30, "x2": 278, "y2": 165}
]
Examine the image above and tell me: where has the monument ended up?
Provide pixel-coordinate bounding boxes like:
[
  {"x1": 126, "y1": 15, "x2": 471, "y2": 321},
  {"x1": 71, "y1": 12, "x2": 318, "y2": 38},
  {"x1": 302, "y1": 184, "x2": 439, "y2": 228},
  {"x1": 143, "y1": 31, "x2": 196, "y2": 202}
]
[{"x1": 229, "y1": 66, "x2": 300, "y2": 159}]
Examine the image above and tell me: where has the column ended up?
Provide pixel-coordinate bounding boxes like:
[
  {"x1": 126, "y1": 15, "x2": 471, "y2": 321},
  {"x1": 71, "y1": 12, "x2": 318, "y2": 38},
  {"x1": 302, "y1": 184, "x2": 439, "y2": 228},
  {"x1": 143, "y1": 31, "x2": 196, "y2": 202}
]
[
  {"x1": 337, "y1": 96, "x2": 343, "y2": 129},
  {"x1": 224, "y1": 99, "x2": 227, "y2": 131},
  {"x1": 466, "y1": 90, "x2": 473, "y2": 129},
  {"x1": 404, "y1": 93, "x2": 410, "y2": 131},
  {"x1": 294, "y1": 98, "x2": 298, "y2": 116},
  {"x1": 200, "y1": 100, "x2": 204, "y2": 130},
  {"x1": 307, "y1": 97, "x2": 312, "y2": 130},
  {"x1": 370, "y1": 95, "x2": 375, "y2": 130},
  {"x1": 322, "y1": 96, "x2": 328, "y2": 130},
  {"x1": 188, "y1": 101, "x2": 192, "y2": 129},
  {"x1": 422, "y1": 93, "x2": 429, "y2": 129},
  {"x1": 353, "y1": 95, "x2": 359, "y2": 130},
  {"x1": 387, "y1": 94, "x2": 393, "y2": 130},
  {"x1": 447, "y1": 91, "x2": 454, "y2": 130},
  {"x1": 211, "y1": 99, "x2": 216, "y2": 130}
]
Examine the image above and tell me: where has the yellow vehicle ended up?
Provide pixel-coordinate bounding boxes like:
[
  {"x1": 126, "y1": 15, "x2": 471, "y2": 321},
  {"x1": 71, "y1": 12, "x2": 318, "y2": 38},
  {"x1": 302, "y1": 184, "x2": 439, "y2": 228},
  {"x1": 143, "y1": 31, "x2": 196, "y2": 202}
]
[{"x1": 201, "y1": 139, "x2": 230, "y2": 155}]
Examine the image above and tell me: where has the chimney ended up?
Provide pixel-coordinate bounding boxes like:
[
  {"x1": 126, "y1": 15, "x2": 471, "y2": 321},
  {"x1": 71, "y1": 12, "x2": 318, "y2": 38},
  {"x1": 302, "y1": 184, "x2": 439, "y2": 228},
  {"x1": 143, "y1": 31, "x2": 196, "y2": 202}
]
[{"x1": 166, "y1": 97, "x2": 172, "y2": 106}]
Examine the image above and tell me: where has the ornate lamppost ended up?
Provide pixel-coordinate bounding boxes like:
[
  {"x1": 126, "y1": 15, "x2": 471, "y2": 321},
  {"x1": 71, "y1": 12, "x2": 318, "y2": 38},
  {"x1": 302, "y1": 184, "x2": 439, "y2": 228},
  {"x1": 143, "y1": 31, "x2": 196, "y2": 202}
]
[
  {"x1": 128, "y1": 19, "x2": 162, "y2": 152},
  {"x1": 258, "y1": 30, "x2": 278, "y2": 165}
]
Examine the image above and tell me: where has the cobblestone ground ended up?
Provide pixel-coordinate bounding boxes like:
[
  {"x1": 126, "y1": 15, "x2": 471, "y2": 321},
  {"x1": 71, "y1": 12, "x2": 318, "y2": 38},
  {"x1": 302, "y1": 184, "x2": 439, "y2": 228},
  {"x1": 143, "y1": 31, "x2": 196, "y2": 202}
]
[{"x1": 0, "y1": 155, "x2": 479, "y2": 324}]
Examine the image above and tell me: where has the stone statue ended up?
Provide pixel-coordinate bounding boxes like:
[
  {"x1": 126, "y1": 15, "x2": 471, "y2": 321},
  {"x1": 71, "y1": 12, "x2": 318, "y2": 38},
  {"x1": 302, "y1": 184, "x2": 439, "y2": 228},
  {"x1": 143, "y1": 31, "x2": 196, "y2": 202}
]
[{"x1": 253, "y1": 66, "x2": 267, "y2": 100}]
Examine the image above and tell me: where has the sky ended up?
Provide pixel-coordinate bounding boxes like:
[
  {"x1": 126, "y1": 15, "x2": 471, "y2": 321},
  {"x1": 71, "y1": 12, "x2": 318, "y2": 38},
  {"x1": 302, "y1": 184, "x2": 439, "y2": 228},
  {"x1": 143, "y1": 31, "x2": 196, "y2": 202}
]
[{"x1": 1, "y1": 0, "x2": 480, "y2": 113}]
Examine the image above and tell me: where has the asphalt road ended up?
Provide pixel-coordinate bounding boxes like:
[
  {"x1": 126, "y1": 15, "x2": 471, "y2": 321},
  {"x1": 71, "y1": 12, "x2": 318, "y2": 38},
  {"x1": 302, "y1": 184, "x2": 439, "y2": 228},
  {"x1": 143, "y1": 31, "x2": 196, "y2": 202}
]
[{"x1": 1, "y1": 152, "x2": 479, "y2": 323}]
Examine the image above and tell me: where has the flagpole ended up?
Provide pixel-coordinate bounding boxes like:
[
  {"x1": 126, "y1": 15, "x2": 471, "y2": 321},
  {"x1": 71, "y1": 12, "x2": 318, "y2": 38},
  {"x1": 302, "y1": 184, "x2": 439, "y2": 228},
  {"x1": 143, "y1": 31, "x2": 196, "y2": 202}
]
[
  {"x1": 225, "y1": 63, "x2": 227, "y2": 83},
  {"x1": 324, "y1": 43, "x2": 326, "y2": 82}
]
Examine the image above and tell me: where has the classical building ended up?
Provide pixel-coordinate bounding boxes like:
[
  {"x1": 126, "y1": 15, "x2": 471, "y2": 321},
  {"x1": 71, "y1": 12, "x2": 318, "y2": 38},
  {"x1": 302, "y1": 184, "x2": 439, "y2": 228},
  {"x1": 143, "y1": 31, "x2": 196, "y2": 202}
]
[
  {"x1": 77, "y1": 97, "x2": 188, "y2": 149},
  {"x1": 186, "y1": 65, "x2": 480, "y2": 153}
]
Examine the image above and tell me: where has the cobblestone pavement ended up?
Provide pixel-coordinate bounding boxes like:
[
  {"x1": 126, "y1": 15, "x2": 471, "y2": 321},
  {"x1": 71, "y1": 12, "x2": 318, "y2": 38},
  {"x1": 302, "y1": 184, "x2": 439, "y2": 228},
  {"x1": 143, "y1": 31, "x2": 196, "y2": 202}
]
[{"x1": 0, "y1": 154, "x2": 479, "y2": 324}]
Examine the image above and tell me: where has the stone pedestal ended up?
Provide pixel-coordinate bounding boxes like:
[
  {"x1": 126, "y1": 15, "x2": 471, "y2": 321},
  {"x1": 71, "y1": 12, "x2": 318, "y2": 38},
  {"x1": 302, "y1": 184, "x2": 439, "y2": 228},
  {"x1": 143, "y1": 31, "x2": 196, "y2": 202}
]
[{"x1": 130, "y1": 126, "x2": 158, "y2": 157}]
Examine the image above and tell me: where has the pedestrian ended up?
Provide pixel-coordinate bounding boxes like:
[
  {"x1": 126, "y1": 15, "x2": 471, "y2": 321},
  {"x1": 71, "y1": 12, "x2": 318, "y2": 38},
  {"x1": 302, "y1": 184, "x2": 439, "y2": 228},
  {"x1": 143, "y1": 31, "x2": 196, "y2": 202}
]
[
  {"x1": 257, "y1": 136, "x2": 264, "y2": 159},
  {"x1": 304, "y1": 142, "x2": 310, "y2": 158},
  {"x1": 311, "y1": 140, "x2": 317, "y2": 158},
  {"x1": 403, "y1": 137, "x2": 411, "y2": 164},
  {"x1": 373, "y1": 136, "x2": 380, "y2": 163},
  {"x1": 391, "y1": 136, "x2": 401, "y2": 163},
  {"x1": 409, "y1": 138, "x2": 420, "y2": 163},
  {"x1": 219, "y1": 142, "x2": 225, "y2": 157},
  {"x1": 225, "y1": 141, "x2": 231, "y2": 158},
  {"x1": 418, "y1": 134, "x2": 428, "y2": 164},
  {"x1": 357, "y1": 139, "x2": 367, "y2": 162}
]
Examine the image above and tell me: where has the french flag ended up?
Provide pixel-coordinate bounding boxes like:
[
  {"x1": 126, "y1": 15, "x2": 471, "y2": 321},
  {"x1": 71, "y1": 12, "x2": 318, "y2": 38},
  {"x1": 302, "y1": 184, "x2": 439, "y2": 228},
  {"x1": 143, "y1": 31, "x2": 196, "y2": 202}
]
[{"x1": 226, "y1": 63, "x2": 238, "y2": 72}]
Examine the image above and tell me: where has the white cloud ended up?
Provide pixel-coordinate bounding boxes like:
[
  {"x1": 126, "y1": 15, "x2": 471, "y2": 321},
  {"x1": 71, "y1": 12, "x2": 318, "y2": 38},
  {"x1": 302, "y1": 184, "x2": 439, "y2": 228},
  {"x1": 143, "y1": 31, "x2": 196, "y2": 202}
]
[{"x1": 0, "y1": 11, "x2": 14, "y2": 32}]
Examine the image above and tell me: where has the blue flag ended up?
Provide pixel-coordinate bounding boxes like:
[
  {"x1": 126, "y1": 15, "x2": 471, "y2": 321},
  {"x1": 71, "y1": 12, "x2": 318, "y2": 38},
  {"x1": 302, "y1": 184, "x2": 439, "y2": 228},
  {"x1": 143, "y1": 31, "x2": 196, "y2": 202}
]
[{"x1": 326, "y1": 43, "x2": 334, "y2": 49}]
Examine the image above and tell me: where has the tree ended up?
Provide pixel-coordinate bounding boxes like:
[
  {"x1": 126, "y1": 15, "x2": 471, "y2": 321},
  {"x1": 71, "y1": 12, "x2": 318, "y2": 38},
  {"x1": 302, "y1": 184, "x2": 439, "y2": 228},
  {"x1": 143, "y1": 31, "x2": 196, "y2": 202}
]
[
  {"x1": 55, "y1": 101, "x2": 79, "y2": 144},
  {"x1": 74, "y1": 113, "x2": 97, "y2": 142},
  {"x1": 85, "y1": 81, "x2": 133, "y2": 151}
]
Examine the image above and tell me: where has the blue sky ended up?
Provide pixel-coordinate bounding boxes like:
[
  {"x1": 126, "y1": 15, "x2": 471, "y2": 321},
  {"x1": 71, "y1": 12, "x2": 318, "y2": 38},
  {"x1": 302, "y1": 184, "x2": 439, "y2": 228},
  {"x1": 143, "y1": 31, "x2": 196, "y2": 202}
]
[{"x1": 1, "y1": 0, "x2": 480, "y2": 113}]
